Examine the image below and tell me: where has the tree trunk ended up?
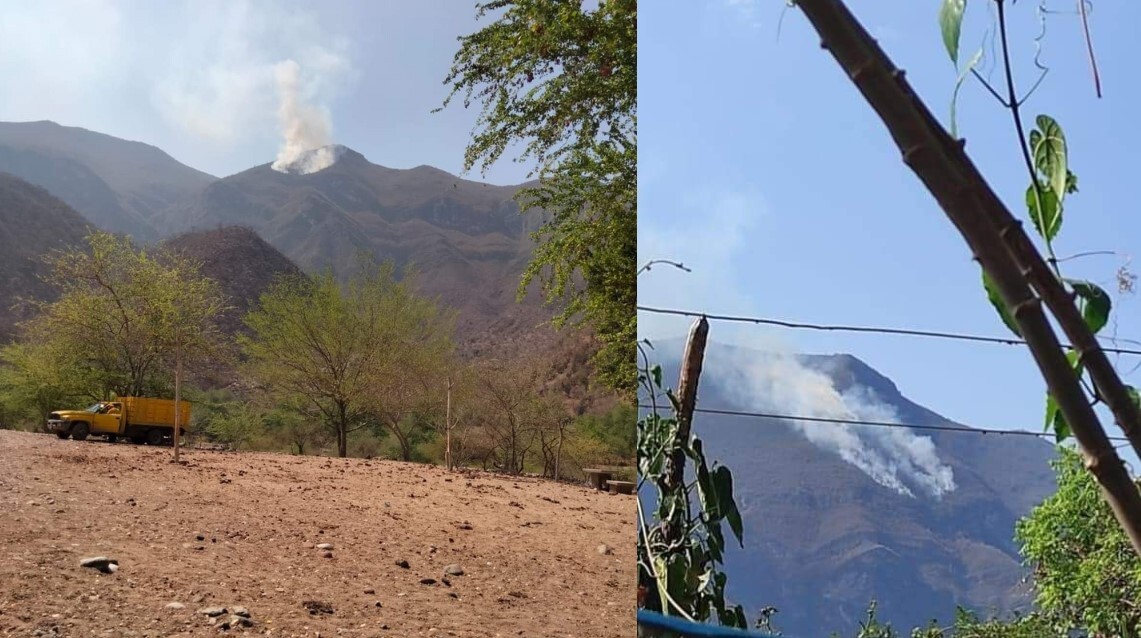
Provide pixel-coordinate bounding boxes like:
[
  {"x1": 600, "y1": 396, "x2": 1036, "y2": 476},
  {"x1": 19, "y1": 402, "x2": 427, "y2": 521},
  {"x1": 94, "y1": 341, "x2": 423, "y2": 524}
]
[
  {"x1": 555, "y1": 422, "x2": 564, "y2": 482},
  {"x1": 445, "y1": 377, "x2": 453, "y2": 472},
  {"x1": 337, "y1": 401, "x2": 348, "y2": 457},
  {"x1": 172, "y1": 350, "x2": 182, "y2": 463}
]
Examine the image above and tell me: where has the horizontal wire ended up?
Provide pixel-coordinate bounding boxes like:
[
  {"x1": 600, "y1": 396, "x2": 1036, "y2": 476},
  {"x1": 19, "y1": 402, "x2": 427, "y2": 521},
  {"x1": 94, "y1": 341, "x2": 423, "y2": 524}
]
[
  {"x1": 637, "y1": 403, "x2": 1132, "y2": 444},
  {"x1": 637, "y1": 305, "x2": 1141, "y2": 357}
]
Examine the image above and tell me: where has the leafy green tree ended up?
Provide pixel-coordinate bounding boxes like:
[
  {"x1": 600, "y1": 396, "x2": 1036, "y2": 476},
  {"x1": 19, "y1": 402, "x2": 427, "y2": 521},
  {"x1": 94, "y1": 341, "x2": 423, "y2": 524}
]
[
  {"x1": 30, "y1": 232, "x2": 173, "y2": 399},
  {"x1": 1013, "y1": 447, "x2": 1141, "y2": 637},
  {"x1": 241, "y1": 262, "x2": 452, "y2": 458},
  {"x1": 0, "y1": 339, "x2": 89, "y2": 425},
  {"x1": 441, "y1": 0, "x2": 636, "y2": 396},
  {"x1": 366, "y1": 288, "x2": 455, "y2": 461}
]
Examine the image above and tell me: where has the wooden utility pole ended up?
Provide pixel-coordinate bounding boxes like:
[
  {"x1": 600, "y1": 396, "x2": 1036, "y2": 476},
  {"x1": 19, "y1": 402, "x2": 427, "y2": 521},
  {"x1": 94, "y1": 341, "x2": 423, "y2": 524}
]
[
  {"x1": 445, "y1": 376, "x2": 453, "y2": 471},
  {"x1": 662, "y1": 317, "x2": 709, "y2": 494},
  {"x1": 173, "y1": 349, "x2": 182, "y2": 463}
]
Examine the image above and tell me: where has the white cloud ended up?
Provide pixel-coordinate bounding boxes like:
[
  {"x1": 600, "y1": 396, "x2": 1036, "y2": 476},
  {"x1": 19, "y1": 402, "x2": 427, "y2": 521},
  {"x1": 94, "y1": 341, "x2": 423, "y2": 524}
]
[{"x1": 637, "y1": 185, "x2": 774, "y2": 347}]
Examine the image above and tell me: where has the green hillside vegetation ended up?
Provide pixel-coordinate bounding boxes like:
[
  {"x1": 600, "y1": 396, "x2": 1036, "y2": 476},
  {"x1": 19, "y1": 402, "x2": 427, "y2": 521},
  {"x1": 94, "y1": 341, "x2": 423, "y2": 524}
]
[{"x1": 0, "y1": 231, "x2": 633, "y2": 482}]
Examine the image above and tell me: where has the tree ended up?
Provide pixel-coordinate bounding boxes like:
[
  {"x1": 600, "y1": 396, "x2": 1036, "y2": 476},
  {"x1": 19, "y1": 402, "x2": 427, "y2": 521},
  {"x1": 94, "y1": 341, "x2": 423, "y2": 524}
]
[
  {"x1": 471, "y1": 358, "x2": 563, "y2": 475},
  {"x1": 149, "y1": 249, "x2": 228, "y2": 462},
  {"x1": 27, "y1": 232, "x2": 174, "y2": 399},
  {"x1": 0, "y1": 338, "x2": 90, "y2": 425},
  {"x1": 241, "y1": 262, "x2": 452, "y2": 458},
  {"x1": 1014, "y1": 447, "x2": 1141, "y2": 637},
  {"x1": 441, "y1": 0, "x2": 637, "y2": 396},
  {"x1": 365, "y1": 285, "x2": 455, "y2": 462}
]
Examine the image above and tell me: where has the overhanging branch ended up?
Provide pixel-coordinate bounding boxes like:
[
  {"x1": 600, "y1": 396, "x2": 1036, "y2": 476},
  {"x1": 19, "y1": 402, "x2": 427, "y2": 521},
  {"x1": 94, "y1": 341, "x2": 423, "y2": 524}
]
[{"x1": 795, "y1": 0, "x2": 1141, "y2": 555}]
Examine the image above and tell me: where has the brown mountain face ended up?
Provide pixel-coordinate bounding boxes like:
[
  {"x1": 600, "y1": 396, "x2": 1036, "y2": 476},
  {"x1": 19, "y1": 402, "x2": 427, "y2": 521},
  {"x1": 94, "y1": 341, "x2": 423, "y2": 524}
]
[
  {"x1": 0, "y1": 126, "x2": 609, "y2": 408},
  {"x1": 0, "y1": 121, "x2": 216, "y2": 240},
  {"x1": 162, "y1": 226, "x2": 305, "y2": 336},
  {"x1": 645, "y1": 342, "x2": 1057, "y2": 636},
  {"x1": 157, "y1": 147, "x2": 554, "y2": 346},
  {"x1": 0, "y1": 172, "x2": 93, "y2": 340}
]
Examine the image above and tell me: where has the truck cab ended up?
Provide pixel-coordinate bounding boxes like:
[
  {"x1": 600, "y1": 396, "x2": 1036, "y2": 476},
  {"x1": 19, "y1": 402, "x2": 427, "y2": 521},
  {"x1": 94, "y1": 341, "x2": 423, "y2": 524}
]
[{"x1": 46, "y1": 402, "x2": 124, "y2": 441}]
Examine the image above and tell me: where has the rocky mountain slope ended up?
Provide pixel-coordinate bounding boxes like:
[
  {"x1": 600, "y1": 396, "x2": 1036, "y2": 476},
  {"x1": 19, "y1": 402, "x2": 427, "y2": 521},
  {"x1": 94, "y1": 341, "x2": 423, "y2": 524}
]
[
  {"x1": 156, "y1": 146, "x2": 551, "y2": 344},
  {"x1": 0, "y1": 172, "x2": 93, "y2": 340},
  {"x1": 0, "y1": 121, "x2": 215, "y2": 240},
  {"x1": 642, "y1": 341, "x2": 1057, "y2": 635},
  {"x1": 162, "y1": 226, "x2": 305, "y2": 336},
  {"x1": 0, "y1": 122, "x2": 563, "y2": 352}
]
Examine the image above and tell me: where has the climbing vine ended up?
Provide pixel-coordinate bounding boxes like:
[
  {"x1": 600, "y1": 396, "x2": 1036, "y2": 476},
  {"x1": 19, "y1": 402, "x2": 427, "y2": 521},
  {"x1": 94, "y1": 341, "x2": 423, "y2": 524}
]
[
  {"x1": 939, "y1": 0, "x2": 1131, "y2": 443},
  {"x1": 636, "y1": 338, "x2": 754, "y2": 630}
]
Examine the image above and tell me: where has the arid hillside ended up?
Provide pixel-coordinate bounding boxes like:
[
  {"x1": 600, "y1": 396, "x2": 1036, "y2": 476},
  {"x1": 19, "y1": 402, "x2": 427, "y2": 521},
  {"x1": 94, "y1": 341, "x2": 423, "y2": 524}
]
[
  {"x1": 0, "y1": 172, "x2": 93, "y2": 341},
  {"x1": 0, "y1": 430, "x2": 633, "y2": 637}
]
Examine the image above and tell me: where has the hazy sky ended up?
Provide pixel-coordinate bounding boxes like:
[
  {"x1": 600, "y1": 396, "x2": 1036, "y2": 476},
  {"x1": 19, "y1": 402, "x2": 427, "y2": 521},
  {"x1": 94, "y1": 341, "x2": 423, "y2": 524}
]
[
  {"x1": 640, "y1": 1, "x2": 1141, "y2": 464},
  {"x1": 0, "y1": 0, "x2": 529, "y2": 184}
]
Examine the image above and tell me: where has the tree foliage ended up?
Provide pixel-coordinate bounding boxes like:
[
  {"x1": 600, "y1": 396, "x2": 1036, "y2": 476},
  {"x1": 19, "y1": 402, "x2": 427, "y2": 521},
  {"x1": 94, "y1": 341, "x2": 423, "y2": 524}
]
[
  {"x1": 240, "y1": 262, "x2": 454, "y2": 458},
  {"x1": 1015, "y1": 447, "x2": 1141, "y2": 637},
  {"x1": 0, "y1": 231, "x2": 225, "y2": 427},
  {"x1": 469, "y1": 357, "x2": 564, "y2": 475},
  {"x1": 441, "y1": 0, "x2": 637, "y2": 396}
]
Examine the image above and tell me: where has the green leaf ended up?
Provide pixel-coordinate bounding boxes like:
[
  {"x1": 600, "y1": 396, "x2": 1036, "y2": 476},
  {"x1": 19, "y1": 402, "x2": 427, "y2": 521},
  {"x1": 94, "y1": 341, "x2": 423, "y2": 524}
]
[
  {"x1": 1026, "y1": 183, "x2": 1061, "y2": 242},
  {"x1": 1045, "y1": 393, "x2": 1070, "y2": 442},
  {"x1": 950, "y1": 47, "x2": 983, "y2": 138},
  {"x1": 1044, "y1": 351, "x2": 1082, "y2": 443},
  {"x1": 651, "y1": 364, "x2": 663, "y2": 390},
  {"x1": 1067, "y1": 279, "x2": 1111, "y2": 335},
  {"x1": 1032, "y1": 115, "x2": 1068, "y2": 204},
  {"x1": 982, "y1": 269, "x2": 1021, "y2": 337},
  {"x1": 712, "y1": 466, "x2": 744, "y2": 546},
  {"x1": 1065, "y1": 171, "x2": 1079, "y2": 194},
  {"x1": 939, "y1": 0, "x2": 967, "y2": 66}
]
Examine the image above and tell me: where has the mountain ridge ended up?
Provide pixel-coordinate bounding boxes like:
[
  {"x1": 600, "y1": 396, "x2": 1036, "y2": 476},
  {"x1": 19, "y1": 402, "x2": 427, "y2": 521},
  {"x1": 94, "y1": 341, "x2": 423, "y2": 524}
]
[{"x1": 640, "y1": 340, "x2": 1056, "y2": 635}]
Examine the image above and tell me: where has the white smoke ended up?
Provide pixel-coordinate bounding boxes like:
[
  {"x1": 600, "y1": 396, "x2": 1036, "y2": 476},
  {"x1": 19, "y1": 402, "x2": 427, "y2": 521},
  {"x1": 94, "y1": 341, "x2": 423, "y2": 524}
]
[
  {"x1": 270, "y1": 59, "x2": 341, "y2": 174},
  {"x1": 716, "y1": 350, "x2": 957, "y2": 499},
  {"x1": 639, "y1": 187, "x2": 956, "y2": 500}
]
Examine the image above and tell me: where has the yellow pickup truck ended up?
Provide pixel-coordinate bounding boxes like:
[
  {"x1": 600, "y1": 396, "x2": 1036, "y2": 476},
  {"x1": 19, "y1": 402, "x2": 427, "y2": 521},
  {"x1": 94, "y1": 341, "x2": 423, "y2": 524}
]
[{"x1": 46, "y1": 397, "x2": 191, "y2": 445}]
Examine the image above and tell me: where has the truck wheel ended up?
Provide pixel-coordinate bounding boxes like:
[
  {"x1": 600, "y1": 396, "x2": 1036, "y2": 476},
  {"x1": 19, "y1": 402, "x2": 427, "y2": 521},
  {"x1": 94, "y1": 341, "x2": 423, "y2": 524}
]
[
  {"x1": 71, "y1": 422, "x2": 90, "y2": 441},
  {"x1": 55, "y1": 432, "x2": 70, "y2": 440},
  {"x1": 106, "y1": 435, "x2": 117, "y2": 443},
  {"x1": 146, "y1": 429, "x2": 164, "y2": 446}
]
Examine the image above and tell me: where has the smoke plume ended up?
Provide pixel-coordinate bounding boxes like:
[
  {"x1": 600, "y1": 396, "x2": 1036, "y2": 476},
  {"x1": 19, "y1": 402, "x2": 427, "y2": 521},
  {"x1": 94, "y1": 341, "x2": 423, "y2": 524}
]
[
  {"x1": 716, "y1": 350, "x2": 957, "y2": 499},
  {"x1": 270, "y1": 59, "x2": 340, "y2": 174}
]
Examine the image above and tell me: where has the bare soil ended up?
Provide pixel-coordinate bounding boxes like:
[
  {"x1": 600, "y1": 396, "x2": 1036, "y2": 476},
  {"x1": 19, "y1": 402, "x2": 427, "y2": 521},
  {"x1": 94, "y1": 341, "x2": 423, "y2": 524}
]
[{"x1": 0, "y1": 430, "x2": 632, "y2": 637}]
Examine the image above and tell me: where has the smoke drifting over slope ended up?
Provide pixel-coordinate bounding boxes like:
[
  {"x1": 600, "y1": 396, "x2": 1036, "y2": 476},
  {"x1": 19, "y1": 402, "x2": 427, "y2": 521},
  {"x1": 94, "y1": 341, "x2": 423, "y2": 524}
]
[
  {"x1": 270, "y1": 59, "x2": 341, "y2": 175},
  {"x1": 715, "y1": 350, "x2": 957, "y2": 499}
]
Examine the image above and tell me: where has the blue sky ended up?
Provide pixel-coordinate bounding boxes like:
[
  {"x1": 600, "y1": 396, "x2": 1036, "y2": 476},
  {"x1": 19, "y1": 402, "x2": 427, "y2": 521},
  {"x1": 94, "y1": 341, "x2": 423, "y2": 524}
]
[
  {"x1": 0, "y1": 1, "x2": 527, "y2": 184},
  {"x1": 638, "y1": 1, "x2": 1141, "y2": 460}
]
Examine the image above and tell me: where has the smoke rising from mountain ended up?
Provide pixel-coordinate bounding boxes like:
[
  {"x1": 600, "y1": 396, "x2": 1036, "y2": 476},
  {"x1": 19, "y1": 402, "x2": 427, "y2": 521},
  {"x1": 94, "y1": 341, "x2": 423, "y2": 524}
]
[
  {"x1": 715, "y1": 351, "x2": 956, "y2": 499},
  {"x1": 639, "y1": 188, "x2": 956, "y2": 499},
  {"x1": 270, "y1": 60, "x2": 339, "y2": 174}
]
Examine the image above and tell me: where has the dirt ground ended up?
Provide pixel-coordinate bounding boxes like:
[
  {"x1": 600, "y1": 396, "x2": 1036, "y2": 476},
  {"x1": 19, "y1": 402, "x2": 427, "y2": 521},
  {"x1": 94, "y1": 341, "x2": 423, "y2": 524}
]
[{"x1": 0, "y1": 430, "x2": 633, "y2": 637}]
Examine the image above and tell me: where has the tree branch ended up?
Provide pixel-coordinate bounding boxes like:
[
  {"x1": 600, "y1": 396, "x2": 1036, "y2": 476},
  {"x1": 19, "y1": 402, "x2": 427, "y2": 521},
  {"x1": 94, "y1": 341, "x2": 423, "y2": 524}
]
[{"x1": 796, "y1": 0, "x2": 1141, "y2": 555}]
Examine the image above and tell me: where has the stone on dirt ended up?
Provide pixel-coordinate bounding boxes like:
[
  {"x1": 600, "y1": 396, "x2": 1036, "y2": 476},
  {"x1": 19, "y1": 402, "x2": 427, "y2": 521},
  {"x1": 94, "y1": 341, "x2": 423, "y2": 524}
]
[
  {"x1": 443, "y1": 564, "x2": 464, "y2": 576},
  {"x1": 198, "y1": 606, "x2": 228, "y2": 617},
  {"x1": 79, "y1": 557, "x2": 118, "y2": 573}
]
